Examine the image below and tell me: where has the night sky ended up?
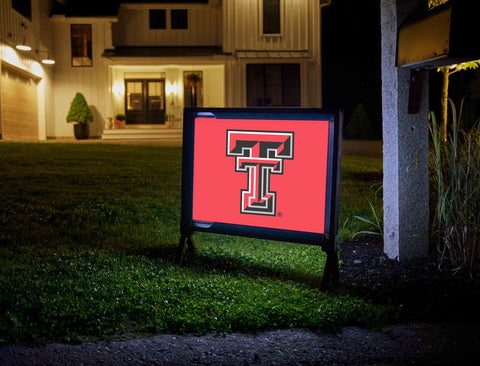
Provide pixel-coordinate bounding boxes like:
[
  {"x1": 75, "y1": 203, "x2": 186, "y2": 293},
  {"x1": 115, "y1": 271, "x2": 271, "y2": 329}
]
[
  {"x1": 322, "y1": 0, "x2": 382, "y2": 139},
  {"x1": 322, "y1": 0, "x2": 480, "y2": 136}
]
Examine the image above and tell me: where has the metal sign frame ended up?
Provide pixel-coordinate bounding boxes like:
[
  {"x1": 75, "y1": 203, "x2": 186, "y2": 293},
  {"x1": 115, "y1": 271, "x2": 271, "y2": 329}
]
[{"x1": 178, "y1": 108, "x2": 342, "y2": 288}]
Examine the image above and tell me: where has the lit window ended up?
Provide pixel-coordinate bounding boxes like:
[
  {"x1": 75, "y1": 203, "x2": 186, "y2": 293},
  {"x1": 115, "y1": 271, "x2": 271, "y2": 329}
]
[{"x1": 71, "y1": 24, "x2": 92, "y2": 67}]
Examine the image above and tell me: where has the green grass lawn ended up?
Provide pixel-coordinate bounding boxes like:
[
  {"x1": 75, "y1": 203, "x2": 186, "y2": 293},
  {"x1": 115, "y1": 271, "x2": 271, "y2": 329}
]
[{"x1": 0, "y1": 142, "x2": 384, "y2": 344}]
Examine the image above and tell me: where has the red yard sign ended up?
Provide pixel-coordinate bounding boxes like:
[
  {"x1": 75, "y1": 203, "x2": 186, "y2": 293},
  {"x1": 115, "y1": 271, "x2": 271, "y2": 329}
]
[
  {"x1": 192, "y1": 118, "x2": 330, "y2": 234},
  {"x1": 179, "y1": 108, "x2": 342, "y2": 288}
]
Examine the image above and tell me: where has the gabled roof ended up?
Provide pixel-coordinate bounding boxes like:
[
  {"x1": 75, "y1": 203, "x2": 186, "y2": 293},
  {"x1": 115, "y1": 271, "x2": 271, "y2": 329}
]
[{"x1": 51, "y1": 0, "x2": 120, "y2": 17}]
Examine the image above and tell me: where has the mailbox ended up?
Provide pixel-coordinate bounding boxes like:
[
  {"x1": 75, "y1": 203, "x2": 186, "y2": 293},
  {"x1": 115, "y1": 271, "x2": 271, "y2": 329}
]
[{"x1": 397, "y1": 0, "x2": 480, "y2": 68}]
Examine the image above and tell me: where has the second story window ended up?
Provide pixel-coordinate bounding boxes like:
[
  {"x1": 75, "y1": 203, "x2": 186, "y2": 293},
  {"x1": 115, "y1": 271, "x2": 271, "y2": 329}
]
[
  {"x1": 149, "y1": 10, "x2": 166, "y2": 29},
  {"x1": 171, "y1": 9, "x2": 188, "y2": 29},
  {"x1": 71, "y1": 24, "x2": 92, "y2": 67},
  {"x1": 263, "y1": 0, "x2": 281, "y2": 35},
  {"x1": 12, "y1": 0, "x2": 31, "y2": 20}
]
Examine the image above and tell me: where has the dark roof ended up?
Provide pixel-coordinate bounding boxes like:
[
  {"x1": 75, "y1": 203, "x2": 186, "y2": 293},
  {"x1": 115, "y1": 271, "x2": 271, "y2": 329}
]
[
  {"x1": 50, "y1": 1, "x2": 210, "y2": 17},
  {"x1": 102, "y1": 46, "x2": 226, "y2": 58},
  {"x1": 51, "y1": 0, "x2": 120, "y2": 17}
]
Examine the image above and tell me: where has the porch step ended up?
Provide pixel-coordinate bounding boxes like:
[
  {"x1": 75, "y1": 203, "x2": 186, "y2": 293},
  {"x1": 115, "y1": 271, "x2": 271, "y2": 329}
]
[{"x1": 102, "y1": 128, "x2": 183, "y2": 141}]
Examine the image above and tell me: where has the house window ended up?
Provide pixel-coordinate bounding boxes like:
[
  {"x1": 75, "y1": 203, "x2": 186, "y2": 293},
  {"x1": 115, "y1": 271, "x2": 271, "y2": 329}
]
[
  {"x1": 149, "y1": 9, "x2": 166, "y2": 29},
  {"x1": 171, "y1": 9, "x2": 188, "y2": 29},
  {"x1": 263, "y1": 0, "x2": 281, "y2": 34},
  {"x1": 184, "y1": 71, "x2": 203, "y2": 108},
  {"x1": 247, "y1": 64, "x2": 300, "y2": 107},
  {"x1": 12, "y1": 0, "x2": 31, "y2": 20},
  {"x1": 71, "y1": 25, "x2": 92, "y2": 67}
]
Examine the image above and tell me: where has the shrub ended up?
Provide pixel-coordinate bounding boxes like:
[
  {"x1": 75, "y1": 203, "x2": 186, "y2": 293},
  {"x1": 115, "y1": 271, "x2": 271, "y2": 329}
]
[
  {"x1": 429, "y1": 99, "x2": 480, "y2": 279},
  {"x1": 345, "y1": 103, "x2": 374, "y2": 140},
  {"x1": 66, "y1": 93, "x2": 93, "y2": 124}
]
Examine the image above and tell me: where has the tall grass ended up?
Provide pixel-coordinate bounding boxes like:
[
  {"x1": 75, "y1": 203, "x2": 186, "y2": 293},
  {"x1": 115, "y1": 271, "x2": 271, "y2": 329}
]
[{"x1": 429, "y1": 99, "x2": 480, "y2": 279}]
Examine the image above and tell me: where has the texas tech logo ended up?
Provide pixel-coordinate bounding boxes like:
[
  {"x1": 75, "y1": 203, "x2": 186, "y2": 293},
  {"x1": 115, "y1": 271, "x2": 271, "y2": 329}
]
[{"x1": 226, "y1": 130, "x2": 294, "y2": 216}]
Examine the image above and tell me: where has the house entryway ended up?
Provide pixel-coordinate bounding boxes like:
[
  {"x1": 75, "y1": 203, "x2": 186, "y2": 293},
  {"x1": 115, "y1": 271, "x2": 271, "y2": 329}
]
[
  {"x1": 0, "y1": 64, "x2": 38, "y2": 140},
  {"x1": 125, "y1": 79, "x2": 166, "y2": 124}
]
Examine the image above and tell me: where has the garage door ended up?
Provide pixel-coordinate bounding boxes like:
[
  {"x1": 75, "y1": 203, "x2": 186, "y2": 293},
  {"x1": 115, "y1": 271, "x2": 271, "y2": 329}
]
[{"x1": 1, "y1": 65, "x2": 38, "y2": 140}]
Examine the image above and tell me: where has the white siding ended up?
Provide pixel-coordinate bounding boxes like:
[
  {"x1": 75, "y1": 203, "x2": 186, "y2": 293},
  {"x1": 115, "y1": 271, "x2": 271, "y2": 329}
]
[
  {"x1": 203, "y1": 67, "x2": 225, "y2": 108},
  {"x1": 0, "y1": 0, "x2": 54, "y2": 140},
  {"x1": 0, "y1": 0, "x2": 34, "y2": 51},
  {"x1": 113, "y1": 5, "x2": 221, "y2": 46},
  {"x1": 51, "y1": 19, "x2": 112, "y2": 137},
  {"x1": 222, "y1": 0, "x2": 323, "y2": 108},
  {"x1": 223, "y1": 0, "x2": 311, "y2": 52}
]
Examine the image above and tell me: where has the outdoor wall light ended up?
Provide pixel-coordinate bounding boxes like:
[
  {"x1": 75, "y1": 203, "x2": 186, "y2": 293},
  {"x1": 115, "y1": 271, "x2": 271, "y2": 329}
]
[
  {"x1": 9, "y1": 23, "x2": 32, "y2": 52},
  {"x1": 36, "y1": 49, "x2": 55, "y2": 65},
  {"x1": 16, "y1": 41, "x2": 31, "y2": 51},
  {"x1": 166, "y1": 82, "x2": 178, "y2": 96},
  {"x1": 112, "y1": 83, "x2": 125, "y2": 95},
  {"x1": 167, "y1": 82, "x2": 178, "y2": 106},
  {"x1": 8, "y1": 33, "x2": 31, "y2": 51}
]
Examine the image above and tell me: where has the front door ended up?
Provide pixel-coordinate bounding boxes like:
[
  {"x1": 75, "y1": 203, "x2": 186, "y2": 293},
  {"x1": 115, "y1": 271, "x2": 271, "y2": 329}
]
[{"x1": 125, "y1": 79, "x2": 166, "y2": 124}]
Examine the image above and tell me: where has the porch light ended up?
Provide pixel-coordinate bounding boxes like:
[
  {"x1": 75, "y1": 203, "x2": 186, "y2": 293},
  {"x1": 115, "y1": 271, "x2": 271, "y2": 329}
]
[
  {"x1": 112, "y1": 83, "x2": 125, "y2": 95},
  {"x1": 166, "y1": 82, "x2": 178, "y2": 95}
]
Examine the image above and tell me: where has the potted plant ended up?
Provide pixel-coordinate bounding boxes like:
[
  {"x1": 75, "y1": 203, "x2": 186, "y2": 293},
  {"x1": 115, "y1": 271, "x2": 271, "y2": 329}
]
[
  {"x1": 66, "y1": 92, "x2": 93, "y2": 139},
  {"x1": 115, "y1": 114, "x2": 126, "y2": 128}
]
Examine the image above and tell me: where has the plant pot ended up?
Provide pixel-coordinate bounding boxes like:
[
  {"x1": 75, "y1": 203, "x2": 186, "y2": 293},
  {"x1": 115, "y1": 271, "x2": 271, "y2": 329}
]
[{"x1": 74, "y1": 123, "x2": 89, "y2": 140}]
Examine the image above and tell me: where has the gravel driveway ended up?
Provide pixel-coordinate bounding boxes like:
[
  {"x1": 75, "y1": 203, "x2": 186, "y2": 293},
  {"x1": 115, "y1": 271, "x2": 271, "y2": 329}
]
[{"x1": 2, "y1": 322, "x2": 480, "y2": 365}]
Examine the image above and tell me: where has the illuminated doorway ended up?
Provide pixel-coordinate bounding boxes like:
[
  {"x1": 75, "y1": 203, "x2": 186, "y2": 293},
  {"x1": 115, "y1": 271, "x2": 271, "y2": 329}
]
[{"x1": 125, "y1": 79, "x2": 166, "y2": 124}]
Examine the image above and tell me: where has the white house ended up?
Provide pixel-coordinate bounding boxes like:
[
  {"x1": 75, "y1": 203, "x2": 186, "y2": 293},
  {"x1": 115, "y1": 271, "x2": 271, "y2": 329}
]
[{"x1": 0, "y1": 0, "x2": 330, "y2": 141}]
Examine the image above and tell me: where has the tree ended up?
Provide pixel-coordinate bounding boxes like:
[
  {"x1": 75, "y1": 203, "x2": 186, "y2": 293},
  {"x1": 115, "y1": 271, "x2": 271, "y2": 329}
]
[
  {"x1": 437, "y1": 61, "x2": 480, "y2": 141},
  {"x1": 66, "y1": 92, "x2": 93, "y2": 124},
  {"x1": 345, "y1": 103, "x2": 374, "y2": 140}
]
